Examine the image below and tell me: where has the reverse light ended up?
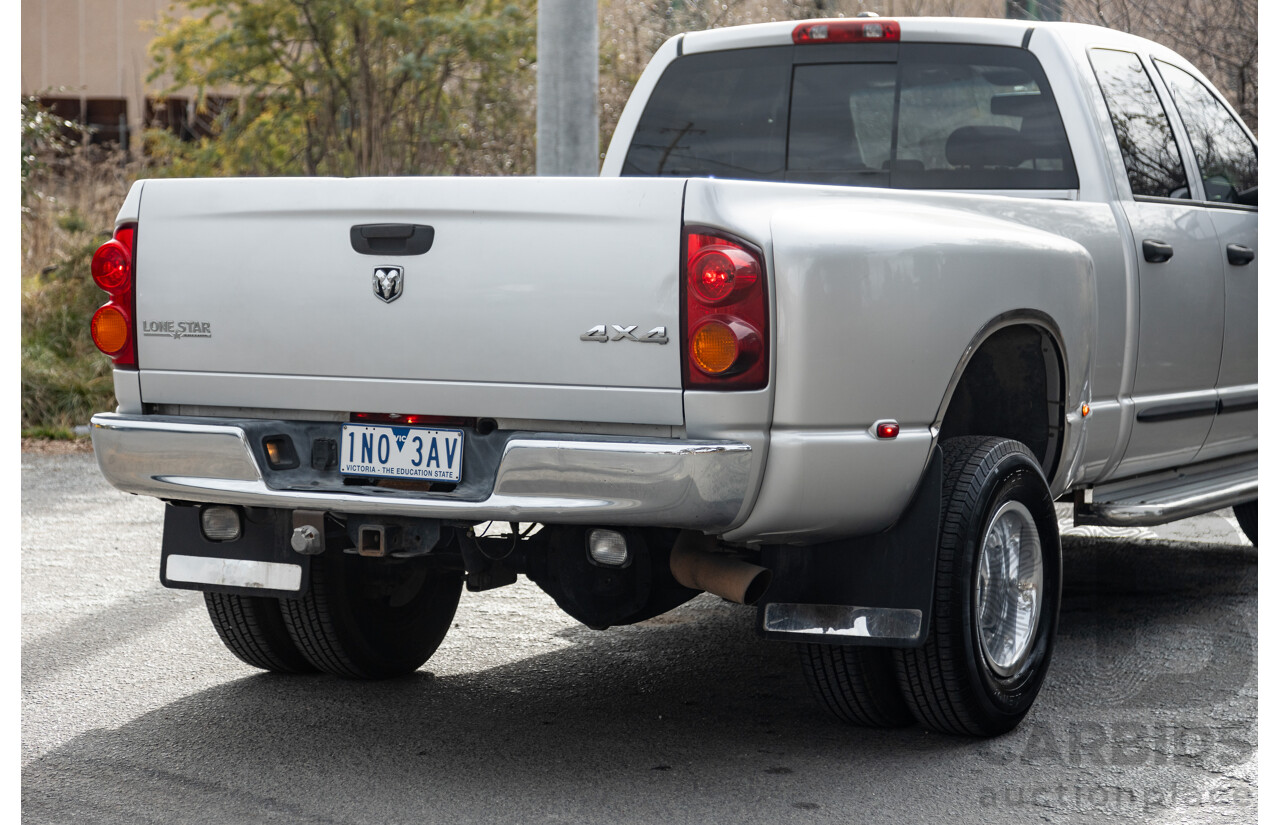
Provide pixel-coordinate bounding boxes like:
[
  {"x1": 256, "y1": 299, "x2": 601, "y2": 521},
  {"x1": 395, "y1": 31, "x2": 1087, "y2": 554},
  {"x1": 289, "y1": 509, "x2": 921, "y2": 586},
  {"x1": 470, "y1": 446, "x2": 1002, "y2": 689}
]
[
  {"x1": 683, "y1": 228, "x2": 769, "y2": 390},
  {"x1": 89, "y1": 223, "x2": 137, "y2": 368},
  {"x1": 793, "y1": 19, "x2": 901, "y2": 44}
]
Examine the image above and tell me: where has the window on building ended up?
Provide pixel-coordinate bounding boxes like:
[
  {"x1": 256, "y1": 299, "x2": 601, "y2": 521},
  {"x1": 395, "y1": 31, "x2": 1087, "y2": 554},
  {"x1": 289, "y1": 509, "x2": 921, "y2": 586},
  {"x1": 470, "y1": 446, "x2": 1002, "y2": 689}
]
[
  {"x1": 37, "y1": 97, "x2": 84, "y2": 142},
  {"x1": 84, "y1": 98, "x2": 128, "y2": 147}
]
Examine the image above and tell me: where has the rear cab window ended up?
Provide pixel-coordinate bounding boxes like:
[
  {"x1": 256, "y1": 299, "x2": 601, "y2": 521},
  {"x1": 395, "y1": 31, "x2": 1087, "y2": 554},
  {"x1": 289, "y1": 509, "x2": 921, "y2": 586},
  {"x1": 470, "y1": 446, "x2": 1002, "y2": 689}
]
[{"x1": 622, "y1": 42, "x2": 1079, "y2": 191}]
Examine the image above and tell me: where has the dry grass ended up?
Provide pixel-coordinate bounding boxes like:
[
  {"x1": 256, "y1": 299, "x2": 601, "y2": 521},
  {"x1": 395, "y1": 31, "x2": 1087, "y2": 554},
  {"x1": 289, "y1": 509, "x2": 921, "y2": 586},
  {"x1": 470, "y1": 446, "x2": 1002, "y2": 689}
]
[
  {"x1": 21, "y1": 148, "x2": 149, "y2": 431},
  {"x1": 21, "y1": 437, "x2": 95, "y2": 455},
  {"x1": 22, "y1": 147, "x2": 144, "y2": 278}
]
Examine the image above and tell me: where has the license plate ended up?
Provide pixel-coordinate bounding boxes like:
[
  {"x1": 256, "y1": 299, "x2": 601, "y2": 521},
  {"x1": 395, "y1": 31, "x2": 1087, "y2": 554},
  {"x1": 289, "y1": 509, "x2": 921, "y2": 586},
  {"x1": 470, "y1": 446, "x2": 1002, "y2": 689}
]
[{"x1": 339, "y1": 424, "x2": 464, "y2": 482}]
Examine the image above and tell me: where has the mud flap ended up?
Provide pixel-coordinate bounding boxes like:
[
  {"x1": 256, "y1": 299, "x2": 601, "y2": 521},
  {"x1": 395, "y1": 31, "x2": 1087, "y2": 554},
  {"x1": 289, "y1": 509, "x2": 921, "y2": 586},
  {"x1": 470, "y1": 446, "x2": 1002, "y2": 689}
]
[
  {"x1": 756, "y1": 445, "x2": 942, "y2": 648},
  {"x1": 160, "y1": 504, "x2": 310, "y2": 599}
]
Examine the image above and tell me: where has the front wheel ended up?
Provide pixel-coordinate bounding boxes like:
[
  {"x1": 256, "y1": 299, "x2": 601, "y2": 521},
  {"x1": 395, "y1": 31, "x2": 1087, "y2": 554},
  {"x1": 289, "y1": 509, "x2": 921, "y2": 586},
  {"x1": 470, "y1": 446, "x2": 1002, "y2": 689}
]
[{"x1": 895, "y1": 436, "x2": 1061, "y2": 737}]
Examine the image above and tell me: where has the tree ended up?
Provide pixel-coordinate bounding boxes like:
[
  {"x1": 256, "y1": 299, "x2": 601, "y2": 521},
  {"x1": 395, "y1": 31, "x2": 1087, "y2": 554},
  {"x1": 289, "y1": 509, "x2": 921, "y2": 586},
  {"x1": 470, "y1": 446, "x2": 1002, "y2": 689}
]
[
  {"x1": 1060, "y1": 0, "x2": 1257, "y2": 131},
  {"x1": 21, "y1": 95, "x2": 76, "y2": 205},
  {"x1": 146, "y1": 0, "x2": 536, "y2": 177}
]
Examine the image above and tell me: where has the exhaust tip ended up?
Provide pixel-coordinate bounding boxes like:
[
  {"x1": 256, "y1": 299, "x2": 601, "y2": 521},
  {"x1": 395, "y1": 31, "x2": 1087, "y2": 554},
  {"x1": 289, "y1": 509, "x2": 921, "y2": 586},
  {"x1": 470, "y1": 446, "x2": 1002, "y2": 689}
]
[
  {"x1": 669, "y1": 531, "x2": 772, "y2": 605},
  {"x1": 741, "y1": 569, "x2": 772, "y2": 606}
]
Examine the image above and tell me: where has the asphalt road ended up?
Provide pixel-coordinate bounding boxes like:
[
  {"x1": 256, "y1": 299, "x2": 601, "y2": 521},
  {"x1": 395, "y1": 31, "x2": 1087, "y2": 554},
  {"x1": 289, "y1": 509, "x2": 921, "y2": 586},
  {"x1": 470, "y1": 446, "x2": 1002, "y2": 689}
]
[{"x1": 22, "y1": 450, "x2": 1257, "y2": 824}]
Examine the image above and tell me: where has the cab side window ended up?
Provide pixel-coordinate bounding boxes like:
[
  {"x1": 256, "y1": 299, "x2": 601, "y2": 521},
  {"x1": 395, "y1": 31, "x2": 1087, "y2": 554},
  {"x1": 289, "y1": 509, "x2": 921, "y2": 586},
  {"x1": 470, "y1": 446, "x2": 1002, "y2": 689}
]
[
  {"x1": 1155, "y1": 60, "x2": 1257, "y2": 205},
  {"x1": 1089, "y1": 48, "x2": 1190, "y2": 200}
]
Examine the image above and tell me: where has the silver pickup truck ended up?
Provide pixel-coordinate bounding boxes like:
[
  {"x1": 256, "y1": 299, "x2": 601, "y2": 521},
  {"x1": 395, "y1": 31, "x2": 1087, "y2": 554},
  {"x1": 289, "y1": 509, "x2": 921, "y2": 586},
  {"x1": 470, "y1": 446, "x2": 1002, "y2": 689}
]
[{"x1": 89, "y1": 17, "x2": 1257, "y2": 737}]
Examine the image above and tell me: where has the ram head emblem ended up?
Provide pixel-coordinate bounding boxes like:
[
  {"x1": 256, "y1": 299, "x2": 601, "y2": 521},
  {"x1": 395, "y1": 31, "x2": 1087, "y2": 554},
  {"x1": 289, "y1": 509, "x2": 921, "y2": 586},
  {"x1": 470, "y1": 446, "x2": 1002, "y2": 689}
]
[{"x1": 372, "y1": 266, "x2": 404, "y2": 303}]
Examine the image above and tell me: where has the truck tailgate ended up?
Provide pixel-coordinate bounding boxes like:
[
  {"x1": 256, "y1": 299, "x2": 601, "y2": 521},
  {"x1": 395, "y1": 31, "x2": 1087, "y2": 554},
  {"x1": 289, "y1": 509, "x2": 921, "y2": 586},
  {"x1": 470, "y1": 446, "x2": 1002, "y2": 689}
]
[{"x1": 132, "y1": 177, "x2": 688, "y2": 425}]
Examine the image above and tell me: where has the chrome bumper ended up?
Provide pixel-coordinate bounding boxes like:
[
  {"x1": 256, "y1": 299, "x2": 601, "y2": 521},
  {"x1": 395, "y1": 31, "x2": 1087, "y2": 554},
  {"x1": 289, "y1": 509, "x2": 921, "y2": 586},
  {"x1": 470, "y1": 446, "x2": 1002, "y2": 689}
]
[{"x1": 89, "y1": 413, "x2": 753, "y2": 531}]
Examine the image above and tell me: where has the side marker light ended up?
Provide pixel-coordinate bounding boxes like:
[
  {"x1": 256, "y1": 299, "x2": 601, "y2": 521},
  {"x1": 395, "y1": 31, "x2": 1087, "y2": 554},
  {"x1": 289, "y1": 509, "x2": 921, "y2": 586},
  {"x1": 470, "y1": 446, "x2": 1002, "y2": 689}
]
[{"x1": 874, "y1": 421, "x2": 900, "y2": 440}]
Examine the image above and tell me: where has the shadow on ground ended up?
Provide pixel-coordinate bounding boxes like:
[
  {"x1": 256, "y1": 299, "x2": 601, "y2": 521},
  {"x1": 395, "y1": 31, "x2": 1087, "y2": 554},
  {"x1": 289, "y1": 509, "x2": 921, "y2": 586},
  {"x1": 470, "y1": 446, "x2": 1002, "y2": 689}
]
[{"x1": 22, "y1": 537, "x2": 1256, "y2": 825}]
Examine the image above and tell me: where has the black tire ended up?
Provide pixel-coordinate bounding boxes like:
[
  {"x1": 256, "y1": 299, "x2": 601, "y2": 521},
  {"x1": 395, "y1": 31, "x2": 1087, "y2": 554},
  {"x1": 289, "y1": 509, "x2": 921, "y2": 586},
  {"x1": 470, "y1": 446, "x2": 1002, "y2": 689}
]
[
  {"x1": 281, "y1": 551, "x2": 463, "y2": 679},
  {"x1": 895, "y1": 436, "x2": 1061, "y2": 737},
  {"x1": 1234, "y1": 500, "x2": 1258, "y2": 546},
  {"x1": 799, "y1": 643, "x2": 915, "y2": 728},
  {"x1": 204, "y1": 592, "x2": 318, "y2": 674}
]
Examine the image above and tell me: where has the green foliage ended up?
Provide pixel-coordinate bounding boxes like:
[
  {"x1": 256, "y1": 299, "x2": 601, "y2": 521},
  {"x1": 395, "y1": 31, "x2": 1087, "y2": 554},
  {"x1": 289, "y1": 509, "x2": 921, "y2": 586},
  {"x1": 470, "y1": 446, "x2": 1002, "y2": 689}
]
[{"x1": 146, "y1": 0, "x2": 536, "y2": 177}]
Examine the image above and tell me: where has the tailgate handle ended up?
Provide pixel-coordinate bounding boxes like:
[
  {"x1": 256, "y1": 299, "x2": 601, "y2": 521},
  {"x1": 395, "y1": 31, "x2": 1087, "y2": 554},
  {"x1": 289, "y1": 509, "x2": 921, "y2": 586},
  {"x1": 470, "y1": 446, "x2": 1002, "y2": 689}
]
[{"x1": 350, "y1": 224, "x2": 435, "y2": 256}]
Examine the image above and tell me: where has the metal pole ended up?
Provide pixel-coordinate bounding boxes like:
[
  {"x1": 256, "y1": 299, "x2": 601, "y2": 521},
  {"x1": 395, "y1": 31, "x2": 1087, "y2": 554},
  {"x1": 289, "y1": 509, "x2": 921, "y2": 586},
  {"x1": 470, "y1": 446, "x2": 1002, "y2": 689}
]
[{"x1": 536, "y1": 0, "x2": 599, "y2": 176}]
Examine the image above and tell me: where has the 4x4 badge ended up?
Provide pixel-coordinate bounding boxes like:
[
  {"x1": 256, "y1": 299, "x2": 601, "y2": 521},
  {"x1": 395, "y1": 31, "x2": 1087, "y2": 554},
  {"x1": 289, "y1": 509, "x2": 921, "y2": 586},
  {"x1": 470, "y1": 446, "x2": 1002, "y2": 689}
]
[
  {"x1": 580, "y1": 324, "x2": 669, "y2": 344},
  {"x1": 373, "y1": 266, "x2": 404, "y2": 303}
]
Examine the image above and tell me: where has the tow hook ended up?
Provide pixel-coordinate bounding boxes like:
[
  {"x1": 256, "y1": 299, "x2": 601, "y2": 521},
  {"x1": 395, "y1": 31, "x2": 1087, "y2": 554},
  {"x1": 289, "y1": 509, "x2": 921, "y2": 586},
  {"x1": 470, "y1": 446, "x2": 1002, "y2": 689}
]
[{"x1": 290, "y1": 509, "x2": 326, "y2": 555}]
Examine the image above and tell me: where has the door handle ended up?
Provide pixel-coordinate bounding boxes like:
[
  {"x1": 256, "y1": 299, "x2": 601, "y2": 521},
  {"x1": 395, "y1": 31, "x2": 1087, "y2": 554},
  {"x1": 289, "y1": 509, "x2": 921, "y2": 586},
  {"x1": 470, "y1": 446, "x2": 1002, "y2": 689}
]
[
  {"x1": 350, "y1": 224, "x2": 435, "y2": 256},
  {"x1": 1142, "y1": 239, "x2": 1174, "y2": 263},
  {"x1": 1226, "y1": 244, "x2": 1255, "y2": 266}
]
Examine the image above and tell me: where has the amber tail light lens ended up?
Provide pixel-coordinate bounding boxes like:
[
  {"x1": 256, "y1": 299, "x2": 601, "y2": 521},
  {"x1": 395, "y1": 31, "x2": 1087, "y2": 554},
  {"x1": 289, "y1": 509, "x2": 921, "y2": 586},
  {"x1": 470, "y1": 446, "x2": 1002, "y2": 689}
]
[
  {"x1": 682, "y1": 228, "x2": 768, "y2": 390},
  {"x1": 89, "y1": 224, "x2": 137, "y2": 368}
]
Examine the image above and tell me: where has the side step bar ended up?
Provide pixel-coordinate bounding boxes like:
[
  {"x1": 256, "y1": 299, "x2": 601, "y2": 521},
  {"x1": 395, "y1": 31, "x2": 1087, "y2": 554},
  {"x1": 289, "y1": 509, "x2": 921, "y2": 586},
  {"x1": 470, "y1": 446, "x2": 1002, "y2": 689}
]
[{"x1": 1074, "y1": 457, "x2": 1257, "y2": 527}]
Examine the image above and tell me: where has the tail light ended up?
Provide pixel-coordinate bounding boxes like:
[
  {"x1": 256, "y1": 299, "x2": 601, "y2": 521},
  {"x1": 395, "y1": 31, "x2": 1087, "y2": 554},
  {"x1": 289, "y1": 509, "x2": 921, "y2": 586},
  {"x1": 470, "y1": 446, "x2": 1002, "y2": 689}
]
[
  {"x1": 682, "y1": 228, "x2": 768, "y2": 390},
  {"x1": 792, "y1": 19, "x2": 901, "y2": 44},
  {"x1": 90, "y1": 223, "x2": 137, "y2": 368}
]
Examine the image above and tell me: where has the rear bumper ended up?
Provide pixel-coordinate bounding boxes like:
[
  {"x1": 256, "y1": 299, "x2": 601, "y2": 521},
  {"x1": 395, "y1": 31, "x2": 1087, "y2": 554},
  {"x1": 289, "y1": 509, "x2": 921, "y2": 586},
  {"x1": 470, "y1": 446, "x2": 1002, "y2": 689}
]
[{"x1": 90, "y1": 413, "x2": 753, "y2": 531}]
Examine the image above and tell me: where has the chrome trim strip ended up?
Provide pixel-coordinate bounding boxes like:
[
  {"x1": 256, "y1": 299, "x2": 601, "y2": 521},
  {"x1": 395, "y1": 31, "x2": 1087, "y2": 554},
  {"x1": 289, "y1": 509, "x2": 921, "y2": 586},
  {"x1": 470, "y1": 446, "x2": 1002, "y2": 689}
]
[{"x1": 90, "y1": 413, "x2": 752, "y2": 530}]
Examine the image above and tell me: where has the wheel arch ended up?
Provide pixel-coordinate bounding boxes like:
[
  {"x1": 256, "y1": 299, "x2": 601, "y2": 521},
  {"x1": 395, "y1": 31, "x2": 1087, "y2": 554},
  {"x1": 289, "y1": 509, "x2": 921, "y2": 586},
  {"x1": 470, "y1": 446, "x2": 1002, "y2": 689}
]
[{"x1": 933, "y1": 311, "x2": 1068, "y2": 482}]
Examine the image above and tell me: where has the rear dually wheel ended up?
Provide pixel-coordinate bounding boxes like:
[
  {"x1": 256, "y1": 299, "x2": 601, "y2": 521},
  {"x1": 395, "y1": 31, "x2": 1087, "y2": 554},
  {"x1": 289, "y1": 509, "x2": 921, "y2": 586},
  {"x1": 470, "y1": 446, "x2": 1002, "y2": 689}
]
[
  {"x1": 281, "y1": 551, "x2": 463, "y2": 679},
  {"x1": 895, "y1": 436, "x2": 1062, "y2": 737}
]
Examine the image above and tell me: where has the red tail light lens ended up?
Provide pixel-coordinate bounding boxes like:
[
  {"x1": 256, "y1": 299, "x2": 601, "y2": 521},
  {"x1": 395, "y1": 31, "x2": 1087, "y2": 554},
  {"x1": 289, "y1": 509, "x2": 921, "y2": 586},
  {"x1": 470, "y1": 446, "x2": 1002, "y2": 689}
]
[
  {"x1": 793, "y1": 19, "x2": 901, "y2": 44},
  {"x1": 90, "y1": 223, "x2": 137, "y2": 368},
  {"x1": 690, "y1": 245, "x2": 759, "y2": 305},
  {"x1": 91, "y1": 240, "x2": 131, "y2": 291},
  {"x1": 683, "y1": 228, "x2": 768, "y2": 390}
]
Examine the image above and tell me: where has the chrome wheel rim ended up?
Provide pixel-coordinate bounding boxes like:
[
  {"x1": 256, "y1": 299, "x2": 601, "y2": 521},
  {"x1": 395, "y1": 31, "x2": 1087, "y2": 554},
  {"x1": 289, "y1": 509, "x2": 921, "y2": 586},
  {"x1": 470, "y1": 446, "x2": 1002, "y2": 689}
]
[{"x1": 975, "y1": 500, "x2": 1043, "y2": 678}]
